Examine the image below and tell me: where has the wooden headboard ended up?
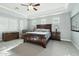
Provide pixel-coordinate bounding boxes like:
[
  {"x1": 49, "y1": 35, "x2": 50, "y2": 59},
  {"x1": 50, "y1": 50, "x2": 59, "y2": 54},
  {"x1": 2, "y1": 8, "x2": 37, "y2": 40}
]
[{"x1": 37, "y1": 24, "x2": 52, "y2": 32}]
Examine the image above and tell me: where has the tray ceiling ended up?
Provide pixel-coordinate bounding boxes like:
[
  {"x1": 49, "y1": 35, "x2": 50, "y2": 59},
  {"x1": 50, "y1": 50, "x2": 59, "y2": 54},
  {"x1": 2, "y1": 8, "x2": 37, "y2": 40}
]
[{"x1": 0, "y1": 3, "x2": 69, "y2": 19}]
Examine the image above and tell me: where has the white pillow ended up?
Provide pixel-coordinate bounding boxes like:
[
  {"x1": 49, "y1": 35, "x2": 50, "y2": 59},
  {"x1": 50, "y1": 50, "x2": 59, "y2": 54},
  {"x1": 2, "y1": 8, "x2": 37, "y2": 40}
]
[{"x1": 35, "y1": 29, "x2": 50, "y2": 32}]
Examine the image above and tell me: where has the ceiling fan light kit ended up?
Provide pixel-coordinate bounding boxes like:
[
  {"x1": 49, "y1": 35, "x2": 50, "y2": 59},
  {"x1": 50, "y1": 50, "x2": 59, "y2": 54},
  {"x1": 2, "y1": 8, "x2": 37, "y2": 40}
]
[{"x1": 21, "y1": 3, "x2": 40, "y2": 11}]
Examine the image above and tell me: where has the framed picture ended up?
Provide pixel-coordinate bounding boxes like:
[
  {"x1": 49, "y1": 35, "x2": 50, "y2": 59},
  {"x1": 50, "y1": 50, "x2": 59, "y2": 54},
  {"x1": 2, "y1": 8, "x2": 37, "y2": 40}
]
[{"x1": 71, "y1": 12, "x2": 79, "y2": 32}]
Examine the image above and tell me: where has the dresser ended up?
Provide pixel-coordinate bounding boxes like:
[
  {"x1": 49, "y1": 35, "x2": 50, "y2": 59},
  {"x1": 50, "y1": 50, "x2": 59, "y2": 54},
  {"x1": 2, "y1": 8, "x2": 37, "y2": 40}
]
[{"x1": 2, "y1": 32, "x2": 19, "y2": 41}]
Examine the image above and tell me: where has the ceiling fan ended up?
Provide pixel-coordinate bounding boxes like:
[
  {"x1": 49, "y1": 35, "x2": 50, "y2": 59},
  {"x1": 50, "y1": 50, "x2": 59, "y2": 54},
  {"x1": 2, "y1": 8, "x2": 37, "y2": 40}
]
[{"x1": 21, "y1": 3, "x2": 40, "y2": 11}]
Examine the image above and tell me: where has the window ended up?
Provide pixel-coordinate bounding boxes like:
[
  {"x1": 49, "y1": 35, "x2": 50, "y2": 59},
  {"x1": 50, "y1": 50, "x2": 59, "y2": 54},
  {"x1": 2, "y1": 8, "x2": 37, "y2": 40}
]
[
  {"x1": 71, "y1": 12, "x2": 79, "y2": 32},
  {"x1": 52, "y1": 17, "x2": 60, "y2": 31},
  {"x1": 41, "y1": 19, "x2": 46, "y2": 24}
]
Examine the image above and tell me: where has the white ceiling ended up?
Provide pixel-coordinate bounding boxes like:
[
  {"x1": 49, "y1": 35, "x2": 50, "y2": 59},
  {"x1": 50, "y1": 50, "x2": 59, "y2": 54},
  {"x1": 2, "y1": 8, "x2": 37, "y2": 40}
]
[{"x1": 0, "y1": 3, "x2": 69, "y2": 19}]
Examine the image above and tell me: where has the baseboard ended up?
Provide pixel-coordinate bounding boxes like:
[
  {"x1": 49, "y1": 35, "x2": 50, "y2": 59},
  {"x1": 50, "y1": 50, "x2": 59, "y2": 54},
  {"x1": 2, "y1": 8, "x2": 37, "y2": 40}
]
[
  {"x1": 0, "y1": 39, "x2": 2, "y2": 41},
  {"x1": 61, "y1": 39, "x2": 71, "y2": 42},
  {"x1": 61, "y1": 39, "x2": 79, "y2": 50},
  {"x1": 72, "y1": 40, "x2": 79, "y2": 50}
]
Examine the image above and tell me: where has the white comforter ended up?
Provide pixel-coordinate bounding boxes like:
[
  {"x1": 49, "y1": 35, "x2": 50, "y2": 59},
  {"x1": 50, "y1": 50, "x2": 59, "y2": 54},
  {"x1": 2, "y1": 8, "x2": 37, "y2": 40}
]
[{"x1": 26, "y1": 31, "x2": 51, "y2": 40}]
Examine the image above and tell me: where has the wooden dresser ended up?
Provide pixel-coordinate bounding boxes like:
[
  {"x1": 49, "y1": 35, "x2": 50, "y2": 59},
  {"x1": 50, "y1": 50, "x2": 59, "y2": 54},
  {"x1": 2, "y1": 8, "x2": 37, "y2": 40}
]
[
  {"x1": 2, "y1": 32, "x2": 19, "y2": 41},
  {"x1": 52, "y1": 32, "x2": 60, "y2": 41}
]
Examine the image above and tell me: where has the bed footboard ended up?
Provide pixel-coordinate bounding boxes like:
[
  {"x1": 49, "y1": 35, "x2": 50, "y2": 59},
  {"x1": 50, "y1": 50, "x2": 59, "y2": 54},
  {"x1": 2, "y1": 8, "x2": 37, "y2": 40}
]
[{"x1": 22, "y1": 34, "x2": 48, "y2": 48}]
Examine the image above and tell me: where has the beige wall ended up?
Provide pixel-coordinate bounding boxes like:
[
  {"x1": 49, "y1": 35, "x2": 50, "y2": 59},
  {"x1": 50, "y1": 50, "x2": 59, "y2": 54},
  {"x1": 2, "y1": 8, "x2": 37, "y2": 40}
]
[
  {"x1": 28, "y1": 12, "x2": 71, "y2": 41},
  {"x1": 0, "y1": 15, "x2": 28, "y2": 40},
  {"x1": 70, "y1": 3, "x2": 79, "y2": 49}
]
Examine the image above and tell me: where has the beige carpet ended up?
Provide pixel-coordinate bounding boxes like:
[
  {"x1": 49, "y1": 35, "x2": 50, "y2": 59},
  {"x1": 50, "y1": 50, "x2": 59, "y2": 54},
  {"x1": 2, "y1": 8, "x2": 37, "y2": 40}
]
[
  {"x1": 0, "y1": 39, "x2": 23, "y2": 51},
  {"x1": 7, "y1": 40, "x2": 79, "y2": 56}
]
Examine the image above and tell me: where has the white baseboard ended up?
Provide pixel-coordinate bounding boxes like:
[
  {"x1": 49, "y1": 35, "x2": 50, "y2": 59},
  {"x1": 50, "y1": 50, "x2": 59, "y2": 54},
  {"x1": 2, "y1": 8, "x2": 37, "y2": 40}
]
[
  {"x1": 72, "y1": 41, "x2": 79, "y2": 50},
  {"x1": 0, "y1": 39, "x2": 2, "y2": 41},
  {"x1": 61, "y1": 39, "x2": 71, "y2": 42},
  {"x1": 61, "y1": 39, "x2": 79, "y2": 50}
]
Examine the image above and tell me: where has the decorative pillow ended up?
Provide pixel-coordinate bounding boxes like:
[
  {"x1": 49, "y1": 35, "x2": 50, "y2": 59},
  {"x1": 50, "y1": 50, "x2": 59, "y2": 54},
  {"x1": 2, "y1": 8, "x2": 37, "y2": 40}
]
[{"x1": 35, "y1": 29, "x2": 50, "y2": 32}]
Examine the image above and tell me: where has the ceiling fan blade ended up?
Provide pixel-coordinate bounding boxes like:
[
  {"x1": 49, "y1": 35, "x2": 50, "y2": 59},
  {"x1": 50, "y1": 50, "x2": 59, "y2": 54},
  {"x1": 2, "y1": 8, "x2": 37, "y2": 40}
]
[
  {"x1": 27, "y1": 8, "x2": 29, "y2": 11},
  {"x1": 15, "y1": 7, "x2": 19, "y2": 9},
  {"x1": 33, "y1": 4, "x2": 40, "y2": 6},
  {"x1": 29, "y1": 3, "x2": 33, "y2": 6},
  {"x1": 33, "y1": 8, "x2": 37, "y2": 11},
  {"x1": 21, "y1": 4, "x2": 28, "y2": 6}
]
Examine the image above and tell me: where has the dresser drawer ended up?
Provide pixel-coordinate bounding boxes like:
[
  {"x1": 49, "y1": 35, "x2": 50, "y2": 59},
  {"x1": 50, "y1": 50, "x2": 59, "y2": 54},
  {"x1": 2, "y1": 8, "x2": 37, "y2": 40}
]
[{"x1": 2, "y1": 32, "x2": 19, "y2": 41}]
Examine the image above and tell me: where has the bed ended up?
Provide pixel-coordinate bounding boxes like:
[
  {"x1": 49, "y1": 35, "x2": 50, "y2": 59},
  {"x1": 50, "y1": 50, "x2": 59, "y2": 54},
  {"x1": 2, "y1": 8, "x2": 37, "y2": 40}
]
[{"x1": 22, "y1": 24, "x2": 52, "y2": 48}]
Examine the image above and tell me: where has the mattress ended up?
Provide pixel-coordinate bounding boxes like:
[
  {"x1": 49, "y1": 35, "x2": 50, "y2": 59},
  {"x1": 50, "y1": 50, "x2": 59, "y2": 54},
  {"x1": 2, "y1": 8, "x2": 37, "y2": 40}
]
[{"x1": 26, "y1": 31, "x2": 51, "y2": 40}]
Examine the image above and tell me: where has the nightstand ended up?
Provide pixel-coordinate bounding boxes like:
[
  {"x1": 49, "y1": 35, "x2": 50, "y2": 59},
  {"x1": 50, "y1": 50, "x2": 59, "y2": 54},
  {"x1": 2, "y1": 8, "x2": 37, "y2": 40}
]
[{"x1": 52, "y1": 32, "x2": 60, "y2": 41}]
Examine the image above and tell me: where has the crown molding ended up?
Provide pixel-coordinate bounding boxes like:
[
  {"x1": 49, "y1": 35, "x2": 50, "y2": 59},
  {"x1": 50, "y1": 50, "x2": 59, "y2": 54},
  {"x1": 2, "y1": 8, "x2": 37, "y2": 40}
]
[
  {"x1": 0, "y1": 5, "x2": 27, "y2": 18},
  {"x1": 28, "y1": 7, "x2": 69, "y2": 19},
  {"x1": 0, "y1": 4, "x2": 69, "y2": 19}
]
